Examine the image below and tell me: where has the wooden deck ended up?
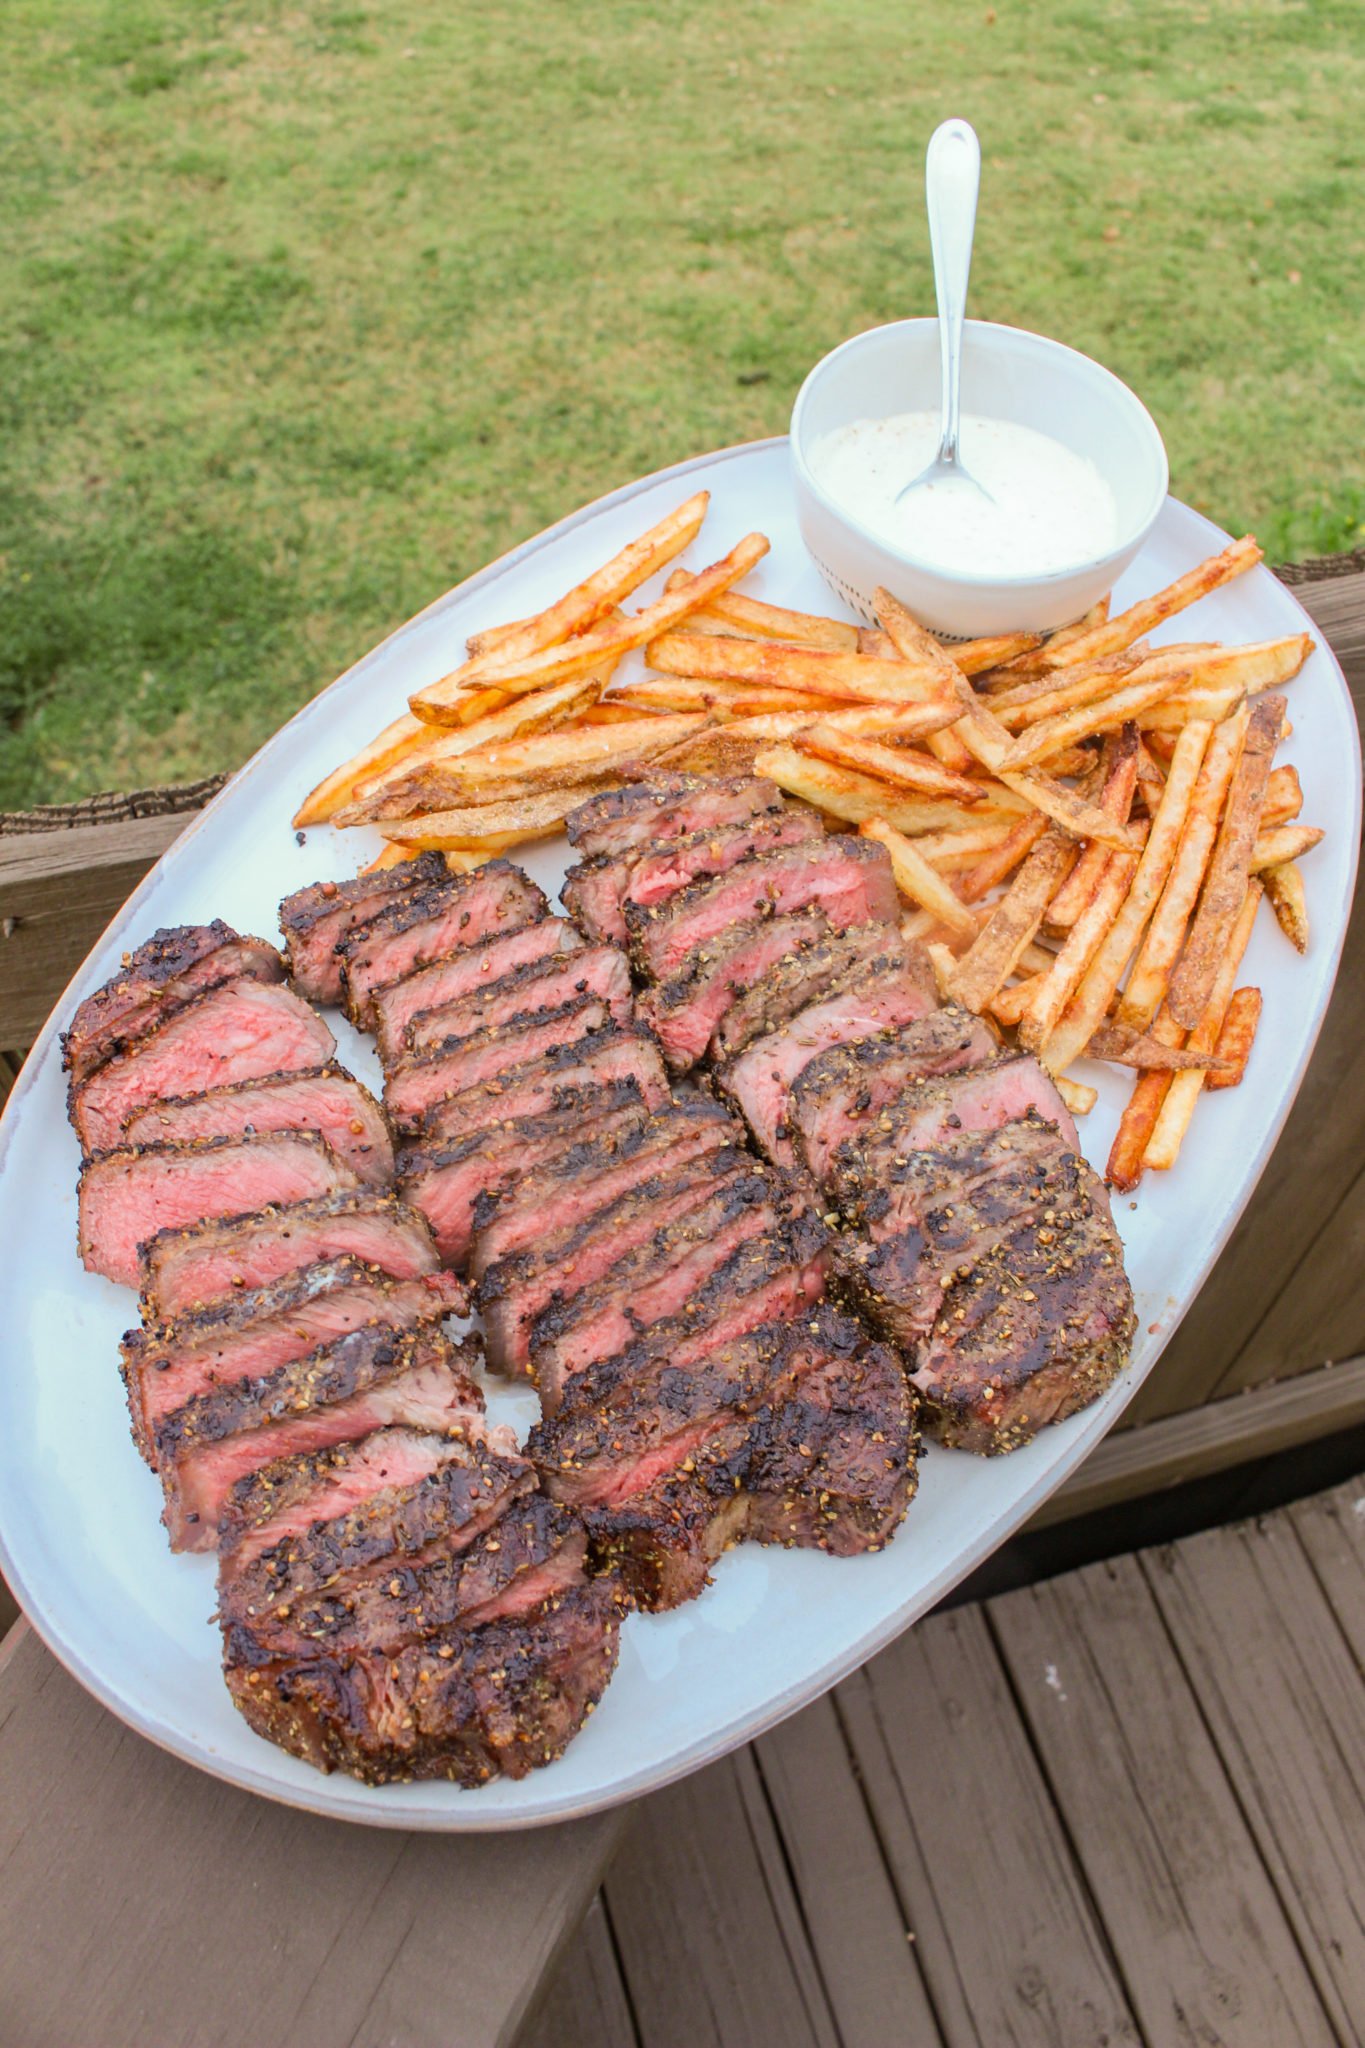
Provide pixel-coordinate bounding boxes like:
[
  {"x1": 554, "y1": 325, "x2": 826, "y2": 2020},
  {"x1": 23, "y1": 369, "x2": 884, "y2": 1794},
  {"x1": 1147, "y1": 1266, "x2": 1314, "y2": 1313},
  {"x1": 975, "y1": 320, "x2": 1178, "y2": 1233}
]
[{"x1": 522, "y1": 1473, "x2": 1365, "y2": 2048}]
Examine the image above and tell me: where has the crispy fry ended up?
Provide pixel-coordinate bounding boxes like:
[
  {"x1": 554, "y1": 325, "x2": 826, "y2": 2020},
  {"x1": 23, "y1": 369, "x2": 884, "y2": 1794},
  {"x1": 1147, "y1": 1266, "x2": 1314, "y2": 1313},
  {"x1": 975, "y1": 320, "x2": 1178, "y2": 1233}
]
[
  {"x1": 1020, "y1": 836, "x2": 1146, "y2": 1051},
  {"x1": 1086, "y1": 1021, "x2": 1235, "y2": 1073},
  {"x1": 410, "y1": 714, "x2": 711, "y2": 803},
  {"x1": 999, "y1": 634, "x2": 1307, "y2": 729},
  {"x1": 1106, "y1": 1011, "x2": 1186, "y2": 1191},
  {"x1": 1046, "y1": 726, "x2": 1140, "y2": 927},
  {"x1": 1055, "y1": 1076, "x2": 1098, "y2": 1115},
  {"x1": 1264, "y1": 861, "x2": 1309, "y2": 952},
  {"x1": 294, "y1": 709, "x2": 432, "y2": 828},
  {"x1": 1041, "y1": 718, "x2": 1215, "y2": 1072},
  {"x1": 1137, "y1": 681, "x2": 1249, "y2": 732},
  {"x1": 694, "y1": 586, "x2": 860, "y2": 650},
  {"x1": 381, "y1": 786, "x2": 608, "y2": 849},
  {"x1": 957, "y1": 812, "x2": 1049, "y2": 904},
  {"x1": 607, "y1": 675, "x2": 832, "y2": 718},
  {"x1": 1166, "y1": 694, "x2": 1282, "y2": 1028},
  {"x1": 1133, "y1": 738, "x2": 1167, "y2": 819},
  {"x1": 1000, "y1": 668, "x2": 1195, "y2": 771},
  {"x1": 925, "y1": 941, "x2": 960, "y2": 1002},
  {"x1": 992, "y1": 649, "x2": 1144, "y2": 724},
  {"x1": 1205, "y1": 986, "x2": 1262, "y2": 1089},
  {"x1": 1261, "y1": 764, "x2": 1303, "y2": 826},
  {"x1": 990, "y1": 973, "x2": 1046, "y2": 1027},
  {"x1": 1029, "y1": 535, "x2": 1264, "y2": 671},
  {"x1": 751, "y1": 745, "x2": 998, "y2": 835},
  {"x1": 946, "y1": 827, "x2": 1077, "y2": 1012},
  {"x1": 1144, "y1": 882, "x2": 1263, "y2": 1170},
  {"x1": 795, "y1": 725, "x2": 985, "y2": 803},
  {"x1": 411, "y1": 529, "x2": 769, "y2": 720},
  {"x1": 859, "y1": 819, "x2": 979, "y2": 939},
  {"x1": 924, "y1": 723, "x2": 978, "y2": 773},
  {"x1": 855, "y1": 622, "x2": 1041, "y2": 675},
  {"x1": 646, "y1": 629, "x2": 956, "y2": 709},
  {"x1": 912, "y1": 819, "x2": 1023, "y2": 864},
  {"x1": 1251, "y1": 824, "x2": 1324, "y2": 871},
  {"x1": 1116, "y1": 707, "x2": 1248, "y2": 1030},
  {"x1": 359, "y1": 839, "x2": 422, "y2": 873},
  {"x1": 979, "y1": 596, "x2": 1112, "y2": 687}
]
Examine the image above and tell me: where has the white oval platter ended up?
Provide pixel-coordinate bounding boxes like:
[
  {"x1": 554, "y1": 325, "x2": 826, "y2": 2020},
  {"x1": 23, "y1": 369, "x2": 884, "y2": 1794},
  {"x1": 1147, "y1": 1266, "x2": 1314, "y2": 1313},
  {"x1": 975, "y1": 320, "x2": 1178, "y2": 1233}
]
[{"x1": 0, "y1": 438, "x2": 1356, "y2": 1831}]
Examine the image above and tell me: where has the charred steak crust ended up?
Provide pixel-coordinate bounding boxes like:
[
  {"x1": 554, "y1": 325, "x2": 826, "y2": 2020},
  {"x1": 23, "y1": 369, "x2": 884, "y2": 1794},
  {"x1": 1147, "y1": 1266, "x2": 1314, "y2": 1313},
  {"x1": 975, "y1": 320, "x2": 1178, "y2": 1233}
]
[
  {"x1": 280, "y1": 854, "x2": 451, "y2": 1004},
  {"x1": 338, "y1": 863, "x2": 549, "y2": 1025},
  {"x1": 417, "y1": 1025, "x2": 670, "y2": 1144},
  {"x1": 562, "y1": 808, "x2": 823, "y2": 944},
  {"x1": 118, "y1": 1065, "x2": 395, "y2": 1186},
  {"x1": 383, "y1": 995, "x2": 617, "y2": 1129},
  {"x1": 401, "y1": 942, "x2": 632, "y2": 1057},
  {"x1": 370, "y1": 916, "x2": 582, "y2": 1063},
  {"x1": 712, "y1": 923, "x2": 918, "y2": 1060},
  {"x1": 563, "y1": 774, "x2": 782, "y2": 858},
  {"x1": 63, "y1": 923, "x2": 286, "y2": 1083}
]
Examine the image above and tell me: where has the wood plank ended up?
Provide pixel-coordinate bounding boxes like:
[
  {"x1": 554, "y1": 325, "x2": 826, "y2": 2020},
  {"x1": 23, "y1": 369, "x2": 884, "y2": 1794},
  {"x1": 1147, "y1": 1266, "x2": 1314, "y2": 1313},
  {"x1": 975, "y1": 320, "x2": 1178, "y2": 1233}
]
[
  {"x1": 1285, "y1": 1471, "x2": 1365, "y2": 1665},
  {"x1": 990, "y1": 1557, "x2": 1337, "y2": 2046},
  {"x1": 1141, "y1": 1514, "x2": 1365, "y2": 2039},
  {"x1": 1033, "y1": 1352, "x2": 1365, "y2": 1527},
  {"x1": 754, "y1": 1692, "x2": 943, "y2": 2046},
  {"x1": 1217, "y1": 1157, "x2": 1365, "y2": 1393},
  {"x1": 0, "y1": 1623, "x2": 621, "y2": 2048},
  {"x1": 517, "y1": 1896, "x2": 639, "y2": 2048},
  {"x1": 837, "y1": 1604, "x2": 1138, "y2": 2047},
  {"x1": 603, "y1": 1747, "x2": 840, "y2": 2048}
]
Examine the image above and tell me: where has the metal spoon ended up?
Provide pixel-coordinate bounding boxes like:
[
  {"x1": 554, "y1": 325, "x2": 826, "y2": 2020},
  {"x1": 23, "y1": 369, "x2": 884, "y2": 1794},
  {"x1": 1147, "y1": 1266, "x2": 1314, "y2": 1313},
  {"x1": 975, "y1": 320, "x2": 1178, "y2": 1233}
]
[{"x1": 895, "y1": 117, "x2": 993, "y2": 507}]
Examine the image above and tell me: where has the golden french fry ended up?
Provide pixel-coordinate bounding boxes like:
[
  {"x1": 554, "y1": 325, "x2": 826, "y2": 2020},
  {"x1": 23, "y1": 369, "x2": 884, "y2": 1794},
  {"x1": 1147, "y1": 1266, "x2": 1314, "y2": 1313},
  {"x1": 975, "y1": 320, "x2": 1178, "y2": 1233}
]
[
  {"x1": 1106, "y1": 1011, "x2": 1186, "y2": 1191},
  {"x1": 1086, "y1": 1021, "x2": 1235, "y2": 1074},
  {"x1": 859, "y1": 819, "x2": 979, "y2": 939},
  {"x1": 1167, "y1": 694, "x2": 1282, "y2": 1028},
  {"x1": 295, "y1": 709, "x2": 432, "y2": 828},
  {"x1": 1000, "y1": 668, "x2": 1195, "y2": 770},
  {"x1": 579, "y1": 702, "x2": 660, "y2": 724},
  {"x1": 607, "y1": 675, "x2": 832, "y2": 718},
  {"x1": 359, "y1": 839, "x2": 422, "y2": 873},
  {"x1": 1144, "y1": 882, "x2": 1263, "y2": 1169},
  {"x1": 1251, "y1": 824, "x2": 1324, "y2": 871},
  {"x1": 409, "y1": 713, "x2": 712, "y2": 804},
  {"x1": 646, "y1": 629, "x2": 954, "y2": 708},
  {"x1": 1133, "y1": 738, "x2": 1167, "y2": 819},
  {"x1": 1137, "y1": 681, "x2": 1249, "y2": 732},
  {"x1": 946, "y1": 827, "x2": 1077, "y2": 1013},
  {"x1": 381, "y1": 786, "x2": 609, "y2": 849},
  {"x1": 911, "y1": 819, "x2": 1023, "y2": 864},
  {"x1": 925, "y1": 941, "x2": 960, "y2": 1002},
  {"x1": 855, "y1": 622, "x2": 1041, "y2": 675},
  {"x1": 694, "y1": 586, "x2": 860, "y2": 650},
  {"x1": 1205, "y1": 986, "x2": 1262, "y2": 1089},
  {"x1": 1055, "y1": 1075, "x2": 1098, "y2": 1115},
  {"x1": 795, "y1": 724, "x2": 985, "y2": 803},
  {"x1": 924, "y1": 723, "x2": 978, "y2": 773},
  {"x1": 1041, "y1": 718, "x2": 1215, "y2": 1072},
  {"x1": 957, "y1": 812, "x2": 1049, "y2": 904},
  {"x1": 1020, "y1": 837, "x2": 1146, "y2": 1051},
  {"x1": 998, "y1": 634, "x2": 1308, "y2": 727},
  {"x1": 411, "y1": 529, "x2": 768, "y2": 720},
  {"x1": 1263, "y1": 861, "x2": 1309, "y2": 952},
  {"x1": 1046, "y1": 726, "x2": 1141, "y2": 927},
  {"x1": 1261, "y1": 763, "x2": 1302, "y2": 826},
  {"x1": 1031, "y1": 535, "x2": 1264, "y2": 672},
  {"x1": 992, "y1": 649, "x2": 1145, "y2": 725},
  {"x1": 990, "y1": 973, "x2": 1046, "y2": 1027},
  {"x1": 751, "y1": 745, "x2": 998, "y2": 836}
]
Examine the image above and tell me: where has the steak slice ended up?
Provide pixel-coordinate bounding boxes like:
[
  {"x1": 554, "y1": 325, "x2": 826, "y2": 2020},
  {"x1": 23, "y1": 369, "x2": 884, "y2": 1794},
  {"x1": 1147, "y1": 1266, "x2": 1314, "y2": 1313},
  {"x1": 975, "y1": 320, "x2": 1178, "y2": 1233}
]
[
  {"x1": 712, "y1": 923, "x2": 919, "y2": 1061},
  {"x1": 563, "y1": 809, "x2": 822, "y2": 944},
  {"x1": 419, "y1": 1026, "x2": 670, "y2": 1145},
  {"x1": 719, "y1": 966, "x2": 937, "y2": 1166},
  {"x1": 72, "y1": 979, "x2": 336, "y2": 1155},
  {"x1": 157, "y1": 1326, "x2": 482, "y2": 1552},
  {"x1": 123, "y1": 1257, "x2": 466, "y2": 1463},
  {"x1": 79, "y1": 1131, "x2": 362, "y2": 1288},
  {"x1": 627, "y1": 835, "x2": 898, "y2": 982},
  {"x1": 468, "y1": 1095, "x2": 740, "y2": 1279},
  {"x1": 223, "y1": 1579, "x2": 621, "y2": 1787},
  {"x1": 639, "y1": 907, "x2": 832, "y2": 1072},
  {"x1": 64, "y1": 923, "x2": 286, "y2": 1084},
  {"x1": 339, "y1": 863, "x2": 548, "y2": 1027},
  {"x1": 578, "y1": 1421, "x2": 753, "y2": 1610},
  {"x1": 280, "y1": 853, "x2": 450, "y2": 1005},
  {"x1": 477, "y1": 1146, "x2": 752, "y2": 1376},
  {"x1": 384, "y1": 995, "x2": 615, "y2": 1130},
  {"x1": 226, "y1": 1492, "x2": 586, "y2": 1659},
  {"x1": 217, "y1": 1425, "x2": 533, "y2": 1605},
  {"x1": 120, "y1": 1066, "x2": 393, "y2": 1186},
  {"x1": 564, "y1": 774, "x2": 782, "y2": 858},
  {"x1": 396, "y1": 1082, "x2": 651, "y2": 1269},
  {"x1": 142, "y1": 1189, "x2": 439, "y2": 1319},
  {"x1": 912, "y1": 1154, "x2": 1136, "y2": 1454},
  {"x1": 791, "y1": 1006, "x2": 997, "y2": 1185},
  {"x1": 403, "y1": 944, "x2": 632, "y2": 1057},
  {"x1": 527, "y1": 1172, "x2": 808, "y2": 1399},
  {"x1": 371, "y1": 918, "x2": 582, "y2": 1065}
]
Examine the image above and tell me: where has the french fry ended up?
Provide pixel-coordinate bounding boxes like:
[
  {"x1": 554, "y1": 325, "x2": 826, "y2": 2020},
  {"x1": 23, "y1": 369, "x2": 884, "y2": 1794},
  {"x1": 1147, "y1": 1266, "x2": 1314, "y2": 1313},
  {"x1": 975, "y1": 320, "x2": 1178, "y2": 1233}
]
[
  {"x1": 1166, "y1": 694, "x2": 1282, "y2": 1028},
  {"x1": 1045, "y1": 726, "x2": 1140, "y2": 927},
  {"x1": 646, "y1": 630, "x2": 957, "y2": 709},
  {"x1": 795, "y1": 725, "x2": 985, "y2": 803},
  {"x1": 926, "y1": 941, "x2": 960, "y2": 1002},
  {"x1": 859, "y1": 819, "x2": 979, "y2": 939},
  {"x1": 1020, "y1": 837, "x2": 1146, "y2": 1051},
  {"x1": 295, "y1": 709, "x2": 432, "y2": 827},
  {"x1": 925, "y1": 724, "x2": 978, "y2": 773},
  {"x1": 1116, "y1": 707, "x2": 1248, "y2": 1030},
  {"x1": 607, "y1": 675, "x2": 832, "y2": 718},
  {"x1": 1000, "y1": 668, "x2": 1195, "y2": 771},
  {"x1": 991, "y1": 649, "x2": 1145, "y2": 725},
  {"x1": 1041, "y1": 718, "x2": 1215, "y2": 1072},
  {"x1": 360, "y1": 839, "x2": 423, "y2": 873},
  {"x1": 1251, "y1": 824, "x2": 1324, "y2": 871},
  {"x1": 997, "y1": 634, "x2": 1308, "y2": 729},
  {"x1": 990, "y1": 974, "x2": 1046, "y2": 1027},
  {"x1": 579, "y1": 702, "x2": 661, "y2": 724},
  {"x1": 1133, "y1": 738, "x2": 1167, "y2": 820},
  {"x1": 1144, "y1": 882, "x2": 1263, "y2": 1170},
  {"x1": 957, "y1": 812, "x2": 1049, "y2": 904},
  {"x1": 1086, "y1": 1021, "x2": 1235, "y2": 1074},
  {"x1": 1055, "y1": 1075, "x2": 1098, "y2": 1116},
  {"x1": 413, "y1": 714, "x2": 711, "y2": 804},
  {"x1": 411, "y1": 530, "x2": 769, "y2": 720},
  {"x1": 1106, "y1": 1011, "x2": 1186, "y2": 1191},
  {"x1": 752, "y1": 745, "x2": 997, "y2": 836},
  {"x1": 692, "y1": 585, "x2": 860, "y2": 650},
  {"x1": 911, "y1": 819, "x2": 1023, "y2": 864},
  {"x1": 855, "y1": 623, "x2": 1041, "y2": 675},
  {"x1": 1137, "y1": 681, "x2": 1249, "y2": 732},
  {"x1": 1264, "y1": 861, "x2": 1309, "y2": 952},
  {"x1": 382, "y1": 786, "x2": 608, "y2": 849},
  {"x1": 1027, "y1": 535, "x2": 1263, "y2": 671},
  {"x1": 1261, "y1": 763, "x2": 1303, "y2": 826},
  {"x1": 946, "y1": 827, "x2": 1077, "y2": 1012},
  {"x1": 979, "y1": 596, "x2": 1112, "y2": 687},
  {"x1": 1205, "y1": 986, "x2": 1262, "y2": 1089}
]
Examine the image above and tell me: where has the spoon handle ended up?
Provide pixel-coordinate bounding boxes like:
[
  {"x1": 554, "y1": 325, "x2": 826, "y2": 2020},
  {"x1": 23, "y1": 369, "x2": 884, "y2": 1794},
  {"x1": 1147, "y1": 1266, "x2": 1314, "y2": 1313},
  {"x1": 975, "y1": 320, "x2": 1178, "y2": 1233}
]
[{"x1": 925, "y1": 118, "x2": 981, "y2": 467}]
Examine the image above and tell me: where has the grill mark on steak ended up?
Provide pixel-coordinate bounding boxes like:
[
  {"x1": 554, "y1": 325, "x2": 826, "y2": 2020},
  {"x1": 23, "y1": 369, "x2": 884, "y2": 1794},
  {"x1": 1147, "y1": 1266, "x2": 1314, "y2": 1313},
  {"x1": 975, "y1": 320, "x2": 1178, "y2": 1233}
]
[
  {"x1": 563, "y1": 809, "x2": 823, "y2": 945},
  {"x1": 280, "y1": 854, "x2": 451, "y2": 1005},
  {"x1": 71, "y1": 978, "x2": 337, "y2": 1155},
  {"x1": 64, "y1": 923, "x2": 286, "y2": 1084},
  {"x1": 711, "y1": 923, "x2": 921, "y2": 1061},
  {"x1": 417, "y1": 1025, "x2": 670, "y2": 1145},
  {"x1": 370, "y1": 917, "x2": 583, "y2": 1065},
  {"x1": 339, "y1": 863, "x2": 548, "y2": 1027},
  {"x1": 402, "y1": 943, "x2": 633, "y2": 1058},
  {"x1": 638, "y1": 907, "x2": 834, "y2": 1072},
  {"x1": 141, "y1": 1189, "x2": 439, "y2": 1319},
  {"x1": 80, "y1": 1130, "x2": 363, "y2": 1289},
  {"x1": 790, "y1": 1006, "x2": 998, "y2": 1185},
  {"x1": 383, "y1": 995, "x2": 615, "y2": 1130},
  {"x1": 564, "y1": 774, "x2": 782, "y2": 859},
  {"x1": 119, "y1": 1065, "x2": 394, "y2": 1186}
]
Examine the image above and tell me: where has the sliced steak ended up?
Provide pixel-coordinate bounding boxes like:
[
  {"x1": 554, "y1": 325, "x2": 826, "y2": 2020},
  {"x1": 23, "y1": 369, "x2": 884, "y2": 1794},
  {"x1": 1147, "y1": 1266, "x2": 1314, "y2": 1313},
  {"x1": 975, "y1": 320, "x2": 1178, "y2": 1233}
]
[
  {"x1": 419, "y1": 1026, "x2": 670, "y2": 1146},
  {"x1": 64, "y1": 923, "x2": 285, "y2": 1084},
  {"x1": 712, "y1": 923, "x2": 920, "y2": 1061},
  {"x1": 719, "y1": 966, "x2": 938, "y2": 1166},
  {"x1": 627, "y1": 835, "x2": 898, "y2": 983},
  {"x1": 384, "y1": 995, "x2": 615, "y2": 1130},
  {"x1": 371, "y1": 918, "x2": 582, "y2": 1064},
  {"x1": 121, "y1": 1066, "x2": 393, "y2": 1186},
  {"x1": 223, "y1": 1579, "x2": 621, "y2": 1787},
  {"x1": 79, "y1": 1131, "x2": 361, "y2": 1289},
  {"x1": 396, "y1": 1082, "x2": 651, "y2": 1269},
  {"x1": 142, "y1": 1190, "x2": 439, "y2": 1319},
  {"x1": 403, "y1": 944, "x2": 632, "y2": 1058},
  {"x1": 564, "y1": 774, "x2": 782, "y2": 859},
  {"x1": 72, "y1": 979, "x2": 336, "y2": 1155},
  {"x1": 577, "y1": 1421, "x2": 753, "y2": 1610},
  {"x1": 280, "y1": 854, "x2": 450, "y2": 1005},
  {"x1": 339, "y1": 863, "x2": 548, "y2": 1027},
  {"x1": 158, "y1": 1326, "x2": 482, "y2": 1552},
  {"x1": 564, "y1": 809, "x2": 822, "y2": 944},
  {"x1": 791, "y1": 1006, "x2": 997, "y2": 1185},
  {"x1": 123, "y1": 1257, "x2": 465, "y2": 1464},
  {"x1": 468, "y1": 1096, "x2": 740, "y2": 1280},
  {"x1": 639, "y1": 907, "x2": 833, "y2": 1072}
]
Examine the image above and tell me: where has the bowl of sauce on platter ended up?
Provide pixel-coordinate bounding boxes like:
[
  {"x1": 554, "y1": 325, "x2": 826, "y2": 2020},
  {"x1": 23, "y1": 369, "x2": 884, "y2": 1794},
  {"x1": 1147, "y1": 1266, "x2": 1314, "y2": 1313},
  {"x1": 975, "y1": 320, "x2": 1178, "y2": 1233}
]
[{"x1": 789, "y1": 317, "x2": 1168, "y2": 639}]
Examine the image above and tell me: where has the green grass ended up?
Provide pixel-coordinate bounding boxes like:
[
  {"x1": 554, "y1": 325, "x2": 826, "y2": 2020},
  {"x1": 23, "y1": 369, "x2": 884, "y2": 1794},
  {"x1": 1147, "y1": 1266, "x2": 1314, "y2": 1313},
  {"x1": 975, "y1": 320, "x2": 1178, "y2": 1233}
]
[{"x1": 1, "y1": 0, "x2": 1361, "y2": 805}]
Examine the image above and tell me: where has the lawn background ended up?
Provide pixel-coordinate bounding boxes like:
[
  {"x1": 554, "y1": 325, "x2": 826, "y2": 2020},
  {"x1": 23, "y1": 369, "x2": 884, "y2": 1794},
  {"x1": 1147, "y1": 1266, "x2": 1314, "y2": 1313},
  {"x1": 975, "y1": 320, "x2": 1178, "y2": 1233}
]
[{"x1": 2, "y1": 0, "x2": 1361, "y2": 806}]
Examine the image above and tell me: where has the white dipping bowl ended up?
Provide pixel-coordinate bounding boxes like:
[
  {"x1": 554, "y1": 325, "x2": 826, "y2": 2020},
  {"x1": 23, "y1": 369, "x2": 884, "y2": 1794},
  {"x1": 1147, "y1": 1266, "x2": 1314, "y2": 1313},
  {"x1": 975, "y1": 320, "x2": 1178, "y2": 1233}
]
[{"x1": 790, "y1": 317, "x2": 1168, "y2": 638}]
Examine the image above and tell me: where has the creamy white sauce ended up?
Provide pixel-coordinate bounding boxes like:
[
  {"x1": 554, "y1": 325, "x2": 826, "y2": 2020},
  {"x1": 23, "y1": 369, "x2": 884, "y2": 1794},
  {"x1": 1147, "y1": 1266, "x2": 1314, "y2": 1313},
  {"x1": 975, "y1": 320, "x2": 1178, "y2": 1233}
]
[{"x1": 810, "y1": 409, "x2": 1120, "y2": 577}]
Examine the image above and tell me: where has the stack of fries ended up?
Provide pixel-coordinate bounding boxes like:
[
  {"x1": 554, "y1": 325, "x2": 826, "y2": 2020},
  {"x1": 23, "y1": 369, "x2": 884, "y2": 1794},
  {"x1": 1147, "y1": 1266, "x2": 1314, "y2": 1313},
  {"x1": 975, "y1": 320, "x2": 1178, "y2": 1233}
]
[{"x1": 298, "y1": 493, "x2": 1323, "y2": 1192}]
